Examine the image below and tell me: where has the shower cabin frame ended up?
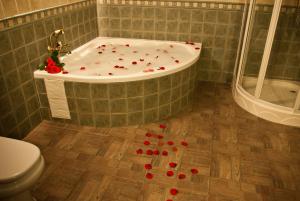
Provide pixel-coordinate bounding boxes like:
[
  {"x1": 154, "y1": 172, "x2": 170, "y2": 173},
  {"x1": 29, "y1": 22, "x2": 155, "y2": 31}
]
[{"x1": 233, "y1": 0, "x2": 300, "y2": 127}]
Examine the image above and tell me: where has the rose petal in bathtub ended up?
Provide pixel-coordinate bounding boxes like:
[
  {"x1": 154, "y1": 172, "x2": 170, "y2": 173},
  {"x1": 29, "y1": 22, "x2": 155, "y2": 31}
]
[
  {"x1": 133, "y1": 51, "x2": 138, "y2": 53},
  {"x1": 155, "y1": 56, "x2": 159, "y2": 59},
  {"x1": 147, "y1": 62, "x2": 152, "y2": 66},
  {"x1": 125, "y1": 44, "x2": 129, "y2": 47},
  {"x1": 170, "y1": 45, "x2": 173, "y2": 48},
  {"x1": 80, "y1": 67, "x2": 86, "y2": 70},
  {"x1": 163, "y1": 50, "x2": 168, "y2": 53},
  {"x1": 175, "y1": 60, "x2": 179, "y2": 63},
  {"x1": 119, "y1": 58, "x2": 123, "y2": 61},
  {"x1": 108, "y1": 73, "x2": 113, "y2": 75},
  {"x1": 112, "y1": 50, "x2": 116, "y2": 53},
  {"x1": 132, "y1": 61, "x2": 137, "y2": 65},
  {"x1": 62, "y1": 70, "x2": 69, "y2": 74},
  {"x1": 98, "y1": 52, "x2": 102, "y2": 54},
  {"x1": 195, "y1": 47, "x2": 200, "y2": 50},
  {"x1": 140, "y1": 59, "x2": 144, "y2": 62},
  {"x1": 157, "y1": 67, "x2": 165, "y2": 70}
]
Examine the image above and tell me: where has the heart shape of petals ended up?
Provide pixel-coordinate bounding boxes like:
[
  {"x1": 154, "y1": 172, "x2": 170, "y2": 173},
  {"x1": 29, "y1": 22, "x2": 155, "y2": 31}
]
[
  {"x1": 170, "y1": 188, "x2": 178, "y2": 195},
  {"x1": 145, "y1": 132, "x2": 152, "y2": 137},
  {"x1": 158, "y1": 142, "x2": 164, "y2": 146},
  {"x1": 159, "y1": 124, "x2": 166, "y2": 129},
  {"x1": 167, "y1": 141, "x2": 174, "y2": 146},
  {"x1": 169, "y1": 162, "x2": 177, "y2": 168},
  {"x1": 144, "y1": 141, "x2": 150, "y2": 145},
  {"x1": 157, "y1": 135, "x2": 164, "y2": 139},
  {"x1": 172, "y1": 147, "x2": 178, "y2": 152}
]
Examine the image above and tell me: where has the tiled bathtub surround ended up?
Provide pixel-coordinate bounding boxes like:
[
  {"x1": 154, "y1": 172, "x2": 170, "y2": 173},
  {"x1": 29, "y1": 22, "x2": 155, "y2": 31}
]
[
  {"x1": 97, "y1": 0, "x2": 244, "y2": 83},
  {"x1": 36, "y1": 64, "x2": 198, "y2": 127},
  {"x1": 0, "y1": 0, "x2": 98, "y2": 138}
]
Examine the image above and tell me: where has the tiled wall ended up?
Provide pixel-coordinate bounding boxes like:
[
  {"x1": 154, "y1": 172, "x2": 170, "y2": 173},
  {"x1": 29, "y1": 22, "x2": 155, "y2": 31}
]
[
  {"x1": 0, "y1": 0, "x2": 98, "y2": 138},
  {"x1": 36, "y1": 64, "x2": 197, "y2": 127},
  {"x1": 97, "y1": 0, "x2": 244, "y2": 83},
  {"x1": 0, "y1": 0, "x2": 84, "y2": 19},
  {"x1": 245, "y1": 6, "x2": 300, "y2": 81}
]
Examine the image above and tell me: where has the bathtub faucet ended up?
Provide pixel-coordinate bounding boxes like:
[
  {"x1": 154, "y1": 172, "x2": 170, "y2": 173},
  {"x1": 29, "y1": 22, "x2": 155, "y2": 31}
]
[{"x1": 48, "y1": 29, "x2": 71, "y2": 55}]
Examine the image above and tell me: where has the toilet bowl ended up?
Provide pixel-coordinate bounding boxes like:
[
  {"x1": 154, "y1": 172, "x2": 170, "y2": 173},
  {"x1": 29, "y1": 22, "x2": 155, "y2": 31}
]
[{"x1": 0, "y1": 137, "x2": 45, "y2": 201}]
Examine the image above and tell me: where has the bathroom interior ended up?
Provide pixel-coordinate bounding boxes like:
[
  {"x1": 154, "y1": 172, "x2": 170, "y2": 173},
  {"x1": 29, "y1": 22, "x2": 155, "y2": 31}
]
[{"x1": 0, "y1": 0, "x2": 299, "y2": 200}]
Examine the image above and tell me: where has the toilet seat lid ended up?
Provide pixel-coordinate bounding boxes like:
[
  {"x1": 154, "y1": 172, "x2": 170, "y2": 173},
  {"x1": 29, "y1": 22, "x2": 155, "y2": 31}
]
[{"x1": 0, "y1": 137, "x2": 41, "y2": 183}]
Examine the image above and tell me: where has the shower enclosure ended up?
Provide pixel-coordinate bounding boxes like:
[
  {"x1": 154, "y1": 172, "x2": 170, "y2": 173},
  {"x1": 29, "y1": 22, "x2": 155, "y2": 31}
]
[{"x1": 233, "y1": 0, "x2": 300, "y2": 127}]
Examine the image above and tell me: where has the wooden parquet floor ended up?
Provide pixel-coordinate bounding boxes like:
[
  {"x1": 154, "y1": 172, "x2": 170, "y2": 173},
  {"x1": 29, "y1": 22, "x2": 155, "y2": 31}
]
[{"x1": 25, "y1": 82, "x2": 300, "y2": 201}]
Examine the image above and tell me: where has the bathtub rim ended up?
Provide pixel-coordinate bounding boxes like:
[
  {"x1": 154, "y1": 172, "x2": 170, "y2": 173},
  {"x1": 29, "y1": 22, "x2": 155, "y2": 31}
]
[{"x1": 34, "y1": 37, "x2": 201, "y2": 83}]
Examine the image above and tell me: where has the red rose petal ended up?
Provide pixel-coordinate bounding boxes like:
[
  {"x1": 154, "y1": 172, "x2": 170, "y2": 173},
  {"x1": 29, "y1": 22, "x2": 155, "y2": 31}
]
[
  {"x1": 146, "y1": 150, "x2": 153, "y2": 155},
  {"x1": 144, "y1": 141, "x2": 150, "y2": 145},
  {"x1": 157, "y1": 134, "x2": 164, "y2": 139},
  {"x1": 132, "y1": 61, "x2": 137, "y2": 64},
  {"x1": 162, "y1": 150, "x2": 168, "y2": 156},
  {"x1": 145, "y1": 132, "x2": 152, "y2": 137},
  {"x1": 181, "y1": 141, "x2": 188, "y2": 146},
  {"x1": 191, "y1": 168, "x2": 198, "y2": 174},
  {"x1": 172, "y1": 147, "x2": 178, "y2": 152},
  {"x1": 158, "y1": 141, "x2": 164, "y2": 146},
  {"x1": 98, "y1": 51, "x2": 102, "y2": 54},
  {"x1": 158, "y1": 67, "x2": 165, "y2": 70},
  {"x1": 112, "y1": 50, "x2": 116, "y2": 53},
  {"x1": 167, "y1": 170, "x2": 174, "y2": 177},
  {"x1": 80, "y1": 66, "x2": 86, "y2": 70},
  {"x1": 169, "y1": 162, "x2": 177, "y2": 168},
  {"x1": 153, "y1": 149, "x2": 160, "y2": 155},
  {"x1": 108, "y1": 73, "x2": 113, "y2": 75},
  {"x1": 140, "y1": 58, "x2": 144, "y2": 61},
  {"x1": 170, "y1": 188, "x2": 178, "y2": 195},
  {"x1": 144, "y1": 164, "x2": 152, "y2": 170},
  {"x1": 125, "y1": 44, "x2": 129, "y2": 47},
  {"x1": 136, "y1": 148, "x2": 143, "y2": 154},
  {"x1": 62, "y1": 70, "x2": 69, "y2": 74},
  {"x1": 146, "y1": 173, "x2": 153, "y2": 179},
  {"x1": 175, "y1": 60, "x2": 179, "y2": 63},
  {"x1": 178, "y1": 173, "x2": 186, "y2": 179},
  {"x1": 167, "y1": 141, "x2": 174, "y2": 146},
  {"x1": 195, "y1": 47, "x2": 200, "y2": 50},
  {"x1": 133, "y1": 51, "x2": 138, "y2": 53},
  {"x1": 159, "y1": 124, "x2": 166, "y2": 129},
  {"x1": 101, "y1": 45, "x2": 106, "y2": 47},
  {"x1": 166, "y1": 199, "x2": 173, "y2": 201}
]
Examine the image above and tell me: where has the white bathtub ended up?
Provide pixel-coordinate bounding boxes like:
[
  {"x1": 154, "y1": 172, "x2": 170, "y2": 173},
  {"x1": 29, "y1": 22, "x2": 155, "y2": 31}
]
[{"x1": 34, "y1": 37, "x2": 201, "y2": 83}]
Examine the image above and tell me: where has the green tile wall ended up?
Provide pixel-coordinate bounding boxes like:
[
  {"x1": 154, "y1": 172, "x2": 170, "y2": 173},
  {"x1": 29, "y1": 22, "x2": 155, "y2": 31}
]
[
  {"x1": 36, "y1": 63, "x2": 198, "y2": 127},
  {"x1": 0, "y1": 1, "x2": 98, "y2": 139}
]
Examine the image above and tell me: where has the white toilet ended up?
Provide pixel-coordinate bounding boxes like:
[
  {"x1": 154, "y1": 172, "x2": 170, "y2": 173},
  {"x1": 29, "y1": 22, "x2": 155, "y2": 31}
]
[{"x1": 0, "y1": 137, "x2": 45, "y2": 201}]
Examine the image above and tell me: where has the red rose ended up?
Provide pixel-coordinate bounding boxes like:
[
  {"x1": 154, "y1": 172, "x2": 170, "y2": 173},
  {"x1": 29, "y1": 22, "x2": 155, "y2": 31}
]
[
  {"x1": 144, "y1": 141, "x2": 150, "y2": 145},
  {"x1": 46, "y1": 65, "x2": 61, "y2": 74},
  {"x1": 181, "y1": 141, "x2": 188, "y2": 146},
  {"x1": 191, "y1": 168, "x2": 198, "y2": 174},
  {"x1": 145, "y1": 132, "x2": 152, "y2": 137},
  {"x1": 162, "y1": 150, "x2": 168, "y2": 156},
  {"x1": 169, "y1": 162, "x2": 177, "y2": 168},
  {"x1": 47, "y1": 58, "x2": 55, "y2": 66},
  {"x1": 153, "y1": 150, "x2": 159, "y2": 155},
  {"x1": 146, "y1": 150, "x2": 153, "y2": 155},
  {"x1": 167, "y1": 141, "x2": 174, "y2": 146},
  {"x1": 166, "y1": 170, "x2": 174, "y2": 177},
  {"x1": 170, "y1": 188, "x2": 178, "y2": 195},
  {"x1": 178, "y1": 173, "x2": 186, "y2": 179},
  {"x1": 159, "y1": 124, "x2": 166, "y2": 129},
  {"x1": 136, "y1": 149, "x2": 143, "y2": 154},
  {"x1": 144, "y1": 164, "x2": 152, "y2": 170},
  {"x1": 146, "y1": 173, "x2": 153, "y2": 179}
]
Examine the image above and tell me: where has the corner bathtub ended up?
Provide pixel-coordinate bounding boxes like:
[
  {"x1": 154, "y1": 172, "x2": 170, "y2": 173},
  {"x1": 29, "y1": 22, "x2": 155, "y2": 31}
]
[{"x1": 34, "y1": 37, "x2": 201, "y2": 127}]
